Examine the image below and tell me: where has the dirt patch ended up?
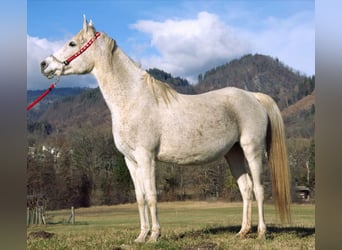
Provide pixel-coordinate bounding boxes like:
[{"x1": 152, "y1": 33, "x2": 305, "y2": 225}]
[
  {"x1": 28, "y1": 231, "x2": 55, "y2": 239},
  {"x1": 183, "y1": 242, "x2": 217, "y2": 250}
]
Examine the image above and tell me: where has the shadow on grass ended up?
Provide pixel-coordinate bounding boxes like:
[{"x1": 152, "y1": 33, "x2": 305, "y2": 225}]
[
  {"x1": 173, "y1": 225, "x2": 315, "y2": 240},
  {"x1": 265, "y1": 225, "x2": 315, "y2": 239}
]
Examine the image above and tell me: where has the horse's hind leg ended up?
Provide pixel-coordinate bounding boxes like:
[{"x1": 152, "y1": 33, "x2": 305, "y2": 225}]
[
  {"x1": 240, "y1": 139, "x2": 267, "y2": 239},
  {"x1": 225, "y1": 144, "x2": 253, "y2": 238}
]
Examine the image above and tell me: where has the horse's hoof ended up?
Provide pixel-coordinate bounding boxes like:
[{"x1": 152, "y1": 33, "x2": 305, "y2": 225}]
[
  {"x1": 235, "y1": 232, "x2": 246, "y2": 239},
  {"x1": 257, "y1": 232, "x2": 266, "y2": 240},
  {"x1": 236, "y1": 227, "x2": 252, "y2": 239},
  {"x1": 134, "y1": 229, "x2": 150, "y2": 243},
  {"x1": 257, "y1": 227, "x2": 266, "y2": 240},
  {"x1": 147, "y1": 232, "x2": 160, "y2": 243},
  {"x1": 147, "y1": 238, "x2": 157, "y2": 243},
  {"x1": 134, "y1": 237, "x2": 146, "y2": 243}
]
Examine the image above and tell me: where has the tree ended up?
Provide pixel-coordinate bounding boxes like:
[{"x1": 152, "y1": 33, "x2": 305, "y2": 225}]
[
  {"x1": 225, "y1": 171, "x2": 240, "y2": 201},
  {"x1": 308, "y1": 140, "x2": 315, "y2": 190},
  {"x1": 287, "y1": 138, "x2": 314, "y2": 189},
  {"x1": 67, "y1": 127, "x2": 134, "y2": 206},
  {"x1": 27, "y1": 148, "x2": 58, "y2": 210}
]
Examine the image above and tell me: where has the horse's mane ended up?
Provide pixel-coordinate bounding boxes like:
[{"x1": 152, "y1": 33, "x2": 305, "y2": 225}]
[
  {"x1": 143, "y1": 73, "x2": 178, "y2": 105},
  {"x1": 101, "y1": 32, "x2": 177, "y2": 105},
  {"x1": 101, "y1": 32, "x2": 117, "y2": 63}
]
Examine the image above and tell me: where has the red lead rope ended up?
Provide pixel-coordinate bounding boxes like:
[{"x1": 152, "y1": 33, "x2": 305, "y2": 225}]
[{"x1": 26, "y1": 83, "x2": 56, "y2": 111}]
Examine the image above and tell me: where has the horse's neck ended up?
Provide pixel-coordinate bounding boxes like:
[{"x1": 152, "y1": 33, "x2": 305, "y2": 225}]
[{"x1": 92, "y1": 47, "x2": 148, "y2": 117}]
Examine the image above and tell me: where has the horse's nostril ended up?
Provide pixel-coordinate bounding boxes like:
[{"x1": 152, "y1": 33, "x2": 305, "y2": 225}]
[{"x1": 40, "y1": 61, "x2": 47, "y2": 69}]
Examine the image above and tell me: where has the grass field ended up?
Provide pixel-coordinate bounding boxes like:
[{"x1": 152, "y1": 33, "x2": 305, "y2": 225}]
[{"x1": 27, "y1": 201, "x2": 315, "y2": 249}]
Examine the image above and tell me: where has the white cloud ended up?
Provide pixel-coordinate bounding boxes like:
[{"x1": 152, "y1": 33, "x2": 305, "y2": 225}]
[
  {"x1": 131, "y1": 12, "x2": 252, "y2": 82},
  {"x1": 27, "y1": 35, "x2": 97, "y2": 89},
  {"x1": 131, "y1": 10, "x2": 314, "y2": 82},
  {"x1": 245, "y1": 11, "x2": 315, "y2": 76}
]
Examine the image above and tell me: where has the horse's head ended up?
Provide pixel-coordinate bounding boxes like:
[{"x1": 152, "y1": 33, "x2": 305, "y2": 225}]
[{"x1": 41, "y1": 15, "x2": 98, "y2": 79}]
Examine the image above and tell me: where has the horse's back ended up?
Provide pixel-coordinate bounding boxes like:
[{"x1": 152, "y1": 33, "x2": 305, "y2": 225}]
[{"x1": 186, "y1": 87, "x2": 268, "y2": 132}]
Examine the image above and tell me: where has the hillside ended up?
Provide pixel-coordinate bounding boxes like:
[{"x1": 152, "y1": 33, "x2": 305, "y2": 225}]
[
  {"x1": 37, "y1": 87, "x2": 111, "y2": 134},
  {"x1": 147, "y1": 68, "x2": 195, "y2": 94},
  {"x1": 282, "y1": 91, "x2": 315, "y2": 138},
  {"x1": 196, "y1": 54, "x2": 314, "y2": 110}
]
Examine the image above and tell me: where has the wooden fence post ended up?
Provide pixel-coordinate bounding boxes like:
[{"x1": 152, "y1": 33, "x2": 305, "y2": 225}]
[
  {"x1": 35, "y1": 207, "x2": 38, "y2": 224},
  {"x1": 72, "y1": 206, "x2": 75, "y2": 225},
  {"x1": 41, "y1": 207, "x2": 46, "y2": 225},
  {"x1": 67, "y1": 206, "x2": 75, "y2": 224},
  {"x1": 27, "y1": 206, "x2": 46, "y2": 225},
  {"x1": 27, "y1": 207, "x2": 30, "y2": 226},
  {"x1": 38, "y1": 207, "x2": 42, "y2": 224}
]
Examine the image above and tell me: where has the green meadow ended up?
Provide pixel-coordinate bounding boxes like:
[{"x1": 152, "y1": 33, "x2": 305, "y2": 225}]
[{"x1": 27, "y1": 201, "x2": 315, "y2": 249}]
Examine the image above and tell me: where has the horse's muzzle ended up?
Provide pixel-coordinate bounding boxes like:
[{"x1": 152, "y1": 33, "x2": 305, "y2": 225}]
[{"x1": 40, "y1": 60, "x2": 47, "y2": 71}]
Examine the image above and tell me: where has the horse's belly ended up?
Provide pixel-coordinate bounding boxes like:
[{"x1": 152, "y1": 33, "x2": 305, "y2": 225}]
[{"x1": 157, "y1": 129, "x2": 238, "y2": 165}]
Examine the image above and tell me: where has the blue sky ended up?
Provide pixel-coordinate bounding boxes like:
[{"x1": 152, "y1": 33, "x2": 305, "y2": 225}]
[{"x1": 27, "y1": 0, "x2": 315, "y2": 89}]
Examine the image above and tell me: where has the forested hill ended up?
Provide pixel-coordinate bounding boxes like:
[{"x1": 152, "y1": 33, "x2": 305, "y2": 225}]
[
  {"x1": 147, "y1": 68, "x2": 195, "y2": 94},
  {"x1": 27, "y1": 87, "x2": 88, "y2": 121},
  {"x1": 196, "y1": 54, "x2": 314, "y2": 110}
]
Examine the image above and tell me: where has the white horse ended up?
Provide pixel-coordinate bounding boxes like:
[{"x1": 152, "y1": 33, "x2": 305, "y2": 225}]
[{"x1": 40, "y1": 16, "x2": 291, "y2": 242}]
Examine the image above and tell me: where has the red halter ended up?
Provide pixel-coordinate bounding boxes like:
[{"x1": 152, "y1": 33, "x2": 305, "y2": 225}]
[
  {"x1": 26, "y1": 32, "x2": 101, "y2": 111},
  {"x1": 63, "y1": 31, "x2": 101, "y2": 65}
]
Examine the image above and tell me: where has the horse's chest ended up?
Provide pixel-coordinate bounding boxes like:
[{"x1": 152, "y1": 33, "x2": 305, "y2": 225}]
[
  {"x1": 112, "y1": 124, "x2": 137, "y2": 154},
  {"x1": 112, "y1": 120, "x2": 159, "y2": 158}
]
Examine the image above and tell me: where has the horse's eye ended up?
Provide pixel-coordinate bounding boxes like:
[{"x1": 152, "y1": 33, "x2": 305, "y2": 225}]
[{"x1": 69, "y1": 41, "x2": 76, "y2": 47}]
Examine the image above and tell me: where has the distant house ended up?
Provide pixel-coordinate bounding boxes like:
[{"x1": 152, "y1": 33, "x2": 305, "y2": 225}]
[
  {"x1": 295, "y1": 186, "x2": 310, "y2": 201},
  {"x1": 28, "y1": 145, "x2": 61, "y2": 161}
]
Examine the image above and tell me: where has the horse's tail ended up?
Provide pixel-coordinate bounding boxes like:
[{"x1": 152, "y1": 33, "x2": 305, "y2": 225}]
[{"x1": 254, "y1": 92, "x2": 291, "y2": 224}]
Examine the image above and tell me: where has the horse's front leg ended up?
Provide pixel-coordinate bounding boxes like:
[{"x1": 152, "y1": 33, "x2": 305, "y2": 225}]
[
  {"x1": 145, "y1": 193, "x2": 160, "y2": 242},
  {"x1": 125, "y1": 158, "x2": 150, "y2": 243},
  {"x1": 135, "y1": 197, "x2": 150, "y2": 243},
  {"x1": 135, "y1": 149, "x2": 161, "y2": 242},
  {"x1": 125, "y1": 150, "x2": 161, "y2": 243}
]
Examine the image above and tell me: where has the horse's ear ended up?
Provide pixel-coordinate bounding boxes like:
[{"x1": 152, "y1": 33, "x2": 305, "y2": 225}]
[
  {"x1": 83, "y1": 14, "x2": 88, "y2": 32},
  {"x1": 89, "y1": 19, "x2": 94, "y2": 27}
]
